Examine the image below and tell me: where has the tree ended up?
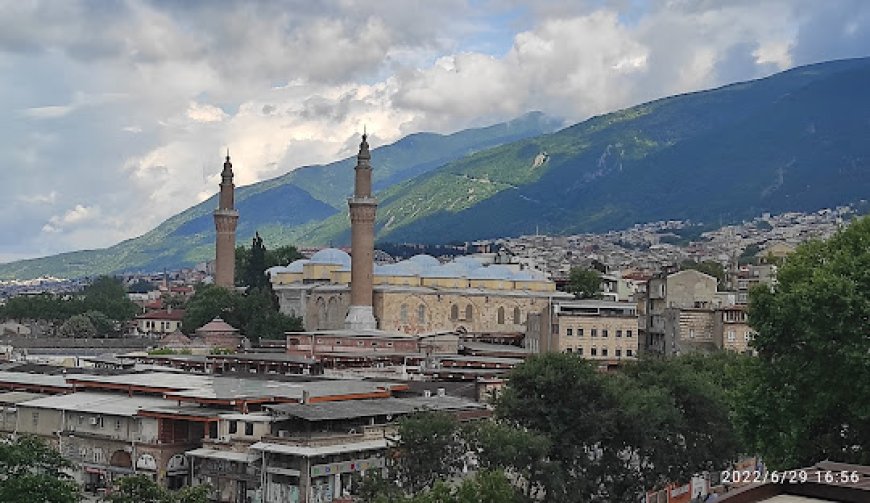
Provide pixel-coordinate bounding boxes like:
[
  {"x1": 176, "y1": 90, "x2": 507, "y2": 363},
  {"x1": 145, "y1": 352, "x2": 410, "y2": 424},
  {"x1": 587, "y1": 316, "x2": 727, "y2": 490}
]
[
  {"x1": 393, "y1": 412, "x2": 466, "y2": 494},
  {"x1": 182, "y1": 285, "x2": 244, "y2": 334},
  {"x1": 565, "y1": 267, "x2": 601, "y2": 299},
  {"x1": 464, "y1": 421, "x2": 551, "y2": 500},
  {"x1": 181, "y1": 285, "x2": 301, "y2": 343},
  {"x1": 243, "y1": 232, "x2": 268, "y2": 289},
  {"x1": 105, "y1": 475, "x2": 208, "y2": 503},
  {"x1": 58, "y1": 314, "x2": 97, "y2": 338},
  {"x1": 0, "y1": 435, "x2": 79, "y2": 503},
  {"x1": 83, "y1": 276, "x2": 138, "y2": 322},
  {"x1": 494, "y1": 353, "x2": 742, "y2": 501},
  {"x1": 741, "y1": 216, "x2": 870, "y2": 468},
  {"x1": 680, "y1": 260, "x2": 725, "y2": 286},
  {"x1": 84, "y1": 310, "x2": 115, "y2": 337}
]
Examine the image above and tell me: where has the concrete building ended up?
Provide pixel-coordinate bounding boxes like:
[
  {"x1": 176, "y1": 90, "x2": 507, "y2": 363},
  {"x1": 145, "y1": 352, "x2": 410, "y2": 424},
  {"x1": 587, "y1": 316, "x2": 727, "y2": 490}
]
[
  {"x1": 525, "y1": 299, "x2": 639, "y2": 362},
  {"x1": 134, "y1": 308, "x2": 185, "y2": 336},
  {"x1": 213, "y1": 152, "x2": 239, "y2": 288},
  {"x1": 642, "y1": 269, "x2": 718, "y2": 355},
  {"x1": 715, "y1": 305, "x2": 756, "y2": 354}
]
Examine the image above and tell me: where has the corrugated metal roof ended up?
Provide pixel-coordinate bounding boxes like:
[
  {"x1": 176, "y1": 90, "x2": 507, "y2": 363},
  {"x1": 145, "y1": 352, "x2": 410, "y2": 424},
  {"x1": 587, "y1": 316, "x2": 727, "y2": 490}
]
[
  {"x1": 18, "y1": 392, "x2": 171, "y2": 416},
  {"x1": 266, "y1": 396, "x2": 486, "y2": 421}
]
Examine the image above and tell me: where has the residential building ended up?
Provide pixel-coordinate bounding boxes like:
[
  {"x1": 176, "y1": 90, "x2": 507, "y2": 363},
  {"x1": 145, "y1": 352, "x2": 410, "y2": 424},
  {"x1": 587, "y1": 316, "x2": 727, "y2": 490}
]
[{"x1": 525, "y1": 299, "x2": 639, "y2": 362}]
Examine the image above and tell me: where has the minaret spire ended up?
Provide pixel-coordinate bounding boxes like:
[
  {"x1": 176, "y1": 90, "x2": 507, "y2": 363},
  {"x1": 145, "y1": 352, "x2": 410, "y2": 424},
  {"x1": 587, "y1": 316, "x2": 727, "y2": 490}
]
[
  {"x1": 345, "y1": 131, "x2": 378, "y2": 330},
  {"x1": 213, "y1": 150, "x2": 239, "y2": 288}
]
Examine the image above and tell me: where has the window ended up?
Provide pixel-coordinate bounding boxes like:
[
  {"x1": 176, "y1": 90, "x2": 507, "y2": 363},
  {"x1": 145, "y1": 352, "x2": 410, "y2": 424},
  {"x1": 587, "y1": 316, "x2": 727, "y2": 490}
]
[
  {"x1": 616, "y1": 349, "x2": 622, "y2": 357},
  {"x1": 566, "y1": 328, "x2": 573, "y2": 336},
  {"x1": 400, "y1": 304, "x2": 408, "y2": 323},
  {"x1": 591, "y1": 329, "x2": 597, "y2": 337},
  {"x1": 602, "y1": 329, "x2": 608, "y2": 338},
  {"x1": 745, "y1": 331, "x2": 753, "y2": 342},
  {"x1": 577, "y1": 328, "x2": 584, "y2": 337},
  {"x1": 77, "y1": 415, "x2": 84, "y2": 425},
  {"x1": 689, "y1": 329, "x2": 695, "y2": 339},
  {"x1": 626, "y1": 330, "x2": 632, "y2": 338},
  {"x1": 616, "y1": 330, "x2": 622, "y2": 338},
  {"x1": 465, "y1": 304, "x2": 473, "y2": 321},
  {"x1": 245, "y1": 422, "x2": 254, "y2": 436},
  {"x1": 590, "y1": 348, "x2": 598, "y2": 356},
  {"x1": 450, "y1": 304, "x2": 459, "y2": 320},
  {"x1": 497, "y1": 307, "x2": 505, "y2": 325},
  {"x1": 577, "y1": 347, "x2": 583, "y2": 356},
  {"x1": 626, "y1": 349, "x2": 633, "y2": 357},
  {"x1": 513, "y1": 307, "x2": 521, "y2": 324},
  {"x1": 32, "y1": 412, "x2": 39, "y2": 426},
  {"x1": 566, "y1": 348, "x2": 572, "y2": 353},
  {"x1": 727, "y1": 330, "x2": 736, "y2": 342},
  {"x1": 115, "y1": 419, "x2": 122, "y2": 430},
  {"x1": 229, "y1": 420, "x2": 238, "y2": 434},
  {"x1": 418, "y1": 305, "x2": 426, "y2": 324},
  {"x1": 601, "y1": 348, "x2": 608, "y2": 356}
]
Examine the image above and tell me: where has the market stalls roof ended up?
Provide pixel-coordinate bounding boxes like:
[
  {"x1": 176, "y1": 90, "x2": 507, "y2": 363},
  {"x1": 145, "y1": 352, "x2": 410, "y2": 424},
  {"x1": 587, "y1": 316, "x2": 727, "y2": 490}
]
[{"x1": 265, "y1": 395, "x2": 487, "y2": 422}]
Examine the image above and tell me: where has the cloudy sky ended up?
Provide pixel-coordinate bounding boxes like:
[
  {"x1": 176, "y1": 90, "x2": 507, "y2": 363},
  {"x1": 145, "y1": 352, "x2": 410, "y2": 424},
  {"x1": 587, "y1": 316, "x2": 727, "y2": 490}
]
[{"x1": 3, "y1": 0, "x2": 869, "y2": 263}]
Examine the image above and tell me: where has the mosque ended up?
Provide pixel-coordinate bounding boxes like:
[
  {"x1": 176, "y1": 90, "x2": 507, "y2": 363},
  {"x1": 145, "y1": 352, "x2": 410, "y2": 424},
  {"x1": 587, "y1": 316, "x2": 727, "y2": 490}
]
[{"x1": 262, "y1": 133, "x2": 570, "y2": 337}]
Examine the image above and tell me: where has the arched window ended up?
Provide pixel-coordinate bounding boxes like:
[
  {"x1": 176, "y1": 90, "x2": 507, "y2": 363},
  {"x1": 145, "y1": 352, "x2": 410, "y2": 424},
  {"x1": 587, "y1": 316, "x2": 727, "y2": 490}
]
[
  {"x1": 450, "y1": 304, "x2": 459, "y2": 321},
  {"x1": 465, "y1": 304, "x2": 473, "y2": 321},
  {"x1": 513, "y1": 306, "x2": 522, "y2": 324},
  {"x1": 418, "y1": 305, "x2": 426, "y2": 324},
  {"x1": 400, "y1": 304, "x2": 408, "y2": 323},
  {"x1": 497, "y1": 306, "x2": 505, "y2": 325}
]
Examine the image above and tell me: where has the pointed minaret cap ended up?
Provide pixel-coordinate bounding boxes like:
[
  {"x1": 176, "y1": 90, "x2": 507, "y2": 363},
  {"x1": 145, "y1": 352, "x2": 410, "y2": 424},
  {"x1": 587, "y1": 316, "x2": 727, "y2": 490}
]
[
  {"x1": 222, "y1": 149, "x2": 233, "y2": 176},
  {"x1": 358, "y1": 128, "x2": 370, "y2": 160}
]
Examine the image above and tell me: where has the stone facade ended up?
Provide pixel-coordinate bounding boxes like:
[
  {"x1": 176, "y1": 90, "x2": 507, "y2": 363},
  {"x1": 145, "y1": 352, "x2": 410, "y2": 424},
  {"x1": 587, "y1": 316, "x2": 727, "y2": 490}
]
[
  {"x1": 715, "y1": 306, "x2": 756, "y2": 353},
  {"x1": 298, "y1": 286, "x2": 555, "y2": 336}
]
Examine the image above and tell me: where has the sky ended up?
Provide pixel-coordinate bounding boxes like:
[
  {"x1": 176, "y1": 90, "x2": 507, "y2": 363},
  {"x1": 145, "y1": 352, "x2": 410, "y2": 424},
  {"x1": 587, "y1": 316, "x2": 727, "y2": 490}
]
[{"x1": 2, "y1": 0, "x2": 870, "y2": 263}]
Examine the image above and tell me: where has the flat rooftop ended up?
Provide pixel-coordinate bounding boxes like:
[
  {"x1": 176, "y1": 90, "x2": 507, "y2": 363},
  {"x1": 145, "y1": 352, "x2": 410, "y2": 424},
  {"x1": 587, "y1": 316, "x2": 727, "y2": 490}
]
[
  {"x1": 19, "y1": 392, "x2": 171, "y2": 416},
  {"x1": 266, "y1": 395, "x2": 486, "y2": 422}
]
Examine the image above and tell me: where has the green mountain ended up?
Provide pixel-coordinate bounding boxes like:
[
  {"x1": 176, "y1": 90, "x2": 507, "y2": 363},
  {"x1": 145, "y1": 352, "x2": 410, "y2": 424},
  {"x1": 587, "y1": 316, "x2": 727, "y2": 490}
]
[
  {"x1": 0, "y1": 112, "x2": 560, "y2": 280},
  {"x1": 299, "y1": 57, "x2": 870, "y2": 244}
]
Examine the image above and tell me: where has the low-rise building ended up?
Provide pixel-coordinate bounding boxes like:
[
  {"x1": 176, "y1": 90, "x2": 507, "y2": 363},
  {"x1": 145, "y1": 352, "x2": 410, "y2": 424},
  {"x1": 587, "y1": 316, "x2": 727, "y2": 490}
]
[{"x1": 526, "y1": 299, "x2": 639, "y2": 362}]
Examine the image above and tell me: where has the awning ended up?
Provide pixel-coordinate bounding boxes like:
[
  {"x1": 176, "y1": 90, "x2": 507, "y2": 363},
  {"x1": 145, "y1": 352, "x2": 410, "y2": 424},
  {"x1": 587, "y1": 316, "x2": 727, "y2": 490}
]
[
  {"x1": 185, "y1": 448, "x2": 258, "y2": 463},
  {"x1": 250, "y1": 439, "x2": 388, "y2": 457}
]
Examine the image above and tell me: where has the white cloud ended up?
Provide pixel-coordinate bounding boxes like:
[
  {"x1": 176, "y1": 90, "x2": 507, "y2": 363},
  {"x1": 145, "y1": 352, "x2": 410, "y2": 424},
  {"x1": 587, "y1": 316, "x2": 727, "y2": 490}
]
[
  {"x1": 1, "y1": 0, "x2": 869, "y2": 262},
  {"x1": 19, "y1": 191, "x2": 57, "y2": 205}
]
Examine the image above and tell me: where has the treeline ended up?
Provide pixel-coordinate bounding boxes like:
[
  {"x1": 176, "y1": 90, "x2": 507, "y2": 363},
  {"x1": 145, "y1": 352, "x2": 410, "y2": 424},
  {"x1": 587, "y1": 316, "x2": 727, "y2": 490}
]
[
  {"x1": 362, "y1": 352, "x2": 745, "y2": 502},
  {"x1": 0, "y1": 276, "x2": 138, "y2": 337}
]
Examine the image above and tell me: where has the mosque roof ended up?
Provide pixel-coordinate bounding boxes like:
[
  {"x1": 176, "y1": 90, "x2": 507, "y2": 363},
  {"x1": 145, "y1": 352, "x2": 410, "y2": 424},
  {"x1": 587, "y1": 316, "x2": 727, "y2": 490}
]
[
  {"x1": 286, "y1": 259, "x2": 309, "y2": 273},
  {"x1": 309, "y1": 248, "x2": 351, "y2": 266}
]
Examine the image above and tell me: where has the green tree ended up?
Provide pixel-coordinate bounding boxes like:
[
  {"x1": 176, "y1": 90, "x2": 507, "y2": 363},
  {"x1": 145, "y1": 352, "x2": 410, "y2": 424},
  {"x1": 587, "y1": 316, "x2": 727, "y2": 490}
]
[
  {"x1": 181, "y1": 285, "x2": 301, "y2": 342},
  {"x1": 105, "y1": 475, "x2": 209, "y2": 503},
  {"x1": 181, "y1": 285, "x2": 244, "y2": 334},
  {"x1": 741, "y1": 217, "x2": 870, "y2": 468},
  {"x1": 84, "y1": 310, "x2": 115, "y2": 337},
  {"x1": 58, "y1": 314, "x2": 97, "y2": 338},
  {"x1": 393, "y1": 412, "x2": 465, "y2": 494},
  {"x1": 83, "y1": 276, "x2": 138, "y2": 322},
  {"x1": 267, "y1": 245, "x2": 303, "y2": 268},
  {"x1": 243, "y1": 232, "x2": 268, "y2": 289},
  {"x1": 0, "y1": 436, "x2": 79, "y2": 503},
  {"x1": 464, "y1": 421, "x2": 551, "y2": 500},
  {"x1": 127, "y1": 279, "x2": 156, "y2": 294},
  {"x1": 565, "y1": 267, "x2": 601, "y2": 299}
]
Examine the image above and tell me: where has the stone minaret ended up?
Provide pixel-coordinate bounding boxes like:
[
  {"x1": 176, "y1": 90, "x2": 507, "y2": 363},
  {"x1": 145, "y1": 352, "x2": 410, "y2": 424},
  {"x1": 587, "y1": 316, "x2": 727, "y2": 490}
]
[
  {"x1": 345, "y1": 133, "x2": 378, "y2": 330},
  {"x1": 213, "y1": 151, "x2": 239, "y2": 288}
]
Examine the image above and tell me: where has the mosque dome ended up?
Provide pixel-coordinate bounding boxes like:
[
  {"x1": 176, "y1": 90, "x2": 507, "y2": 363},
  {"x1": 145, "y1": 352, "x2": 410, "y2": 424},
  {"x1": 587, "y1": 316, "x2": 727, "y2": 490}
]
[
  {"x1": 407, "y1": 254, "x2": 440, "y2": 269},
  {"x1": 309, "y1": 248, "x2": 351, "y2": 266},
  {"x1": 468, "y1": 265, "x2": 515, "y2": 280},
  {"x1": 285, "y1": 259, "x2": 309, "y2": 273}
]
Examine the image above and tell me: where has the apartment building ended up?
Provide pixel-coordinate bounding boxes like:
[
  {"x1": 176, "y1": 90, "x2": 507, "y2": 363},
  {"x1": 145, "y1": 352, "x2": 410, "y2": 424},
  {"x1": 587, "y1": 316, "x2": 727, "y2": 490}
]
[{"x1": 526, "y1": 299, "x2": 639, "y2": 362}]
